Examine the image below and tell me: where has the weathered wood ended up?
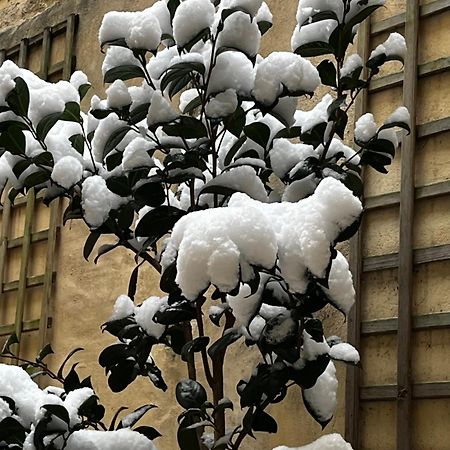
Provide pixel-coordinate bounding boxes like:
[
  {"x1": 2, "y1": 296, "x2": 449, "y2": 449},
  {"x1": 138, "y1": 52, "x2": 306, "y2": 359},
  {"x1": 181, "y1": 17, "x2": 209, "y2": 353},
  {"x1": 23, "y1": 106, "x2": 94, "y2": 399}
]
[
  {"x1": 397, "y1": 0, "x2": 419, "y2": 447},
  {"x1": 38, "y1": 201, "x2": 59, "y2": 353},
  {"x1": 0, "y1": 319, "x2": 41, "y2": 337},
  {"x1": 0, "y1": 50, "x2": 6, "y2": 65},
  {"x1": 365, "y1": 180, "x2": 450, "y2": 210},
  {"x1": 7, "y1": 229, "x2": 50, "y2": 249},
  {"x1": 369, "y1": 56, "x2": 450, "y2": 93},
  {"x1": 18, "y1": 39, "x2": 28, "y2": 68},
  {"x1": 12, "y1": 190, "x2": 36, "y2": 357},
  {"x1": 345, "y1": 18, "x2": 370, "y2": 448},
  {"x1": 0, "y1": 183, "x2": 12, "y2": 295},
  {"x1": 63, "y1": 14, "x2": 77, "y2": 80},
  {"x1": 362, "y1": 312, "x2": 450, "y2": 336},
  {"x1": 41, "y1": 28, "x2": 52, "y2": 80},
  {"x1": 360, "y1": 382, "x2": 450, "y2": 401},
  {"x1": 371, "y1": 0, "x2": 450, "y2": 36},
  {"x1": 3, "y1": 273, "x2": 55, "y2": 293},
  {"x1": 417, "y1": 116, "x2": 450, "y2": 138},
  {"x1": 363, "y1": 244, "x2": 450, "y2": 272}
]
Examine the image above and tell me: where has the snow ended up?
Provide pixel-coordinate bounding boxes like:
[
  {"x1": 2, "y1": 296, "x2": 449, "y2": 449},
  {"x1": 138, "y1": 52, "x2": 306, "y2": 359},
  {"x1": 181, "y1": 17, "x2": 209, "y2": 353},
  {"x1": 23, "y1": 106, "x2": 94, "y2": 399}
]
[
  {"x1": 296, "y1": 0, "x2": 344, "y2": 25},
  {"x1": 302, "y1": 361, "x2": 337, "y2": 423},
  {"x1": 69, "y1": 71, "x2": 89, "y2": 90},
  {"x1": 354, "y1": 113, "x2": 377, "y2": 143},
  {"x1": 341, "y1": 54, "x2": 363, "y2": 78},
  {"x1": 109, "y1": 294, "x2": 135, "y2": 320},
  {"x1": 202, "y1": 166, "x2": 268, "y2": 202},
  {"x1": 273, "y1": 434, "x2": 353, "y2": 450},
  {"x1": 253, "y1": 52, "x2": 320, "y2": 105},
  {"x1": 91, "y1": 113, "x2": 130, "y2": 162},
  {"x1": 223, "y1": 0, "x2": 263, "y2": 16},
  {"x1": 147, "y1": 46, "x2": 178, "y2": 81},
  {"x1": 369, "y1": 32, "x2": 407, "y2": 61},
  {"x1": 64, "y1": 388, "x2": 94, "y2": 426},
  {"x1": 217, "y1": 11, "x2": 261, "y2": 57},
  {"x1": 321, "y1": 138, "x2": 360, "y2": 164},
  {"x1": 208, "y1": 51, "x2": 255, "y2": 97},
  {"x1": 272, "y1": 97, "x2": 297, "y2": 127},
  {"x1": 329, "y1": 342, "x2": 360, "y2": 364},
  {"x1": 270, "y1": 139, "x2": 315, "y2": 179},
  {"x1": 147, "y1": 91, "x2": 178, "y2": 127},
  {"x1": 163, "y1": 177, "x2": 361, "y2": 299},
  {"x1": 282, "y1": 175, "x2": 318, "y2": 202},
  {"x1": 291, "y1": 19, "x2": 337, "y2": 52},
  {"x1": 99, "y1": 9, "x2": 161, "y2": 50},
  {"x1": 122, "y1": 137, "x2": 154, "y2": 171},
  {"x1": 173, "y1": 0, "x2": 215, "y2": 47},
  {"x1": 134, "y1": 295, "x2": 168, "y2": 338},
  {"x1": 179, "y1": 89, "x2": 199, "y2": 113},
  {"x1": 321, "y1": 251, "x2": 355, "y2": 314},
  {"x1": 255, "y1": 2, "x2": 273, "y2": 23},
  {"x1": 106, "y1": 80, "x2": 132, "y2": 109},
  {"x1": 295, "y1": 94, "x2": 333, "y2": 133},
  {"x1": 302, "y1": 331, "x2": 330, "y2": 361},
  {"x1": 51, "y1": 156, "x2": 84, "y2": 189},
  {"x1": 206, "y1": 89, "x2": 238, "y2": 118},
  {"x1": 102, "y1": 46, "x2": 140, "y2": 76},
  {"x1": 81, "y1": 175, "x2": 125, "y2": 228},
  {"x1": 346, "y1": 0, "x2": 384, "y2": 24},
  {"x1": 385, "y1": 106, "x2": 410, "y2": 125},
  {"x1": 66, "y1": 429, "x2": 156, "y2": 450},
  {"x1": 0, "y1": 70, "x2": 15, "y2": 106},
  {"x1": 126, "y1": 9, "x2": 162, "y2": 50},
  {"x1": 150, "y1": 1, "x2": 172, "y2": 38}
]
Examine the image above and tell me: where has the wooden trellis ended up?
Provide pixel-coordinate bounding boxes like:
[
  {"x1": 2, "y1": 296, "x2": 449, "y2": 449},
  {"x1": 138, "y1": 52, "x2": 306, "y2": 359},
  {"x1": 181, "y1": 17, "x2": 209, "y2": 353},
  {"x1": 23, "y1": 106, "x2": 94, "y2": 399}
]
[
  {"x1": 345, "y1": 0, "x2": 450, "y2": 448},
  {"x1": 0, "y1": 15, "x2": 77, "y2": 358}
]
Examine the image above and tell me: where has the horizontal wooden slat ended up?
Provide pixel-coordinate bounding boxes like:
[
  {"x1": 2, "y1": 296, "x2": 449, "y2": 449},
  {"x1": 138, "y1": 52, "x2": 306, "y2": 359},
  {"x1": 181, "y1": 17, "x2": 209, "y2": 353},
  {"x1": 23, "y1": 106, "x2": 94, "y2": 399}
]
[
  {"x1": 363, "y1": 244, "x2": 450, "y2": 272},
  {"x1": 365, "y1": 180, "x2": 450, "y2": 210},
  {"x1": 417, "y1": 116, "x2": 450, "y2": 138},
  {"x1": 369, "y1": 57, "x2": 450, "y2": 93},
  {"x1": 362, "y1": 312, "x2": 450, "y2": 336},
  {"x1": 360, "y1": 382, "x2": 450, "y2": 401},
  {"x1": 2, "y1": 272, "x2": 56, "y2": 293},
  {"x1": 7, "y1": 229, "x2": 49, "y2": 249},
  {"x1": 371, "y1": 0, "x2": 450, "y2": 36},
  {"x1": 0, "y1": 319, "x2": 40, "y2": 337}
]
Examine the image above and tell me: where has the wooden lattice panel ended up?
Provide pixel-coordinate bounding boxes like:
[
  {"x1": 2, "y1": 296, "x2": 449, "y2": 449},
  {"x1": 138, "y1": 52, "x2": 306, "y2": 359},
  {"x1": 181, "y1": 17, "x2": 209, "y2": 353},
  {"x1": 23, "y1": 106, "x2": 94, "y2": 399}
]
[
  {"x1": 346, "y1": 1, "x2": 450, "y2": 449},
  {"x1": 0, "y1": 15, "x2": 77, "y2": 362}
]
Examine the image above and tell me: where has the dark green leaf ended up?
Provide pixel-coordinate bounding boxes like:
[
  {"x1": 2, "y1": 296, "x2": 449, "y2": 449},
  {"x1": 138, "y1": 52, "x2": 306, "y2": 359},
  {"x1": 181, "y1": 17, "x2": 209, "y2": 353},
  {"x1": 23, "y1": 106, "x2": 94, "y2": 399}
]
[
  {"x1": 69, "y1": 134, "x2": 85, "y2": 154},
  {"x1": 0, "y1": 125, "x2": 26, "y2": 155},
  {"x1": 103, "y1": 127, "x2": 130, "y2": 159},
  {"x1": 118, "y1": 404, "x2": 157, "y2": 429},
  {"x1": 208, "y1": 330, "x2": 241, "y2": 360},
  {"x1": 104, "y1": 65, "x2": 145, "y2": 84},
  {"x1": 317, "y1": 60, "x2": 337, "y2": 87},
  {"x1": 130, "y1": 103, "x2": 151, "y2": 125},
  {"x1": 79, "y1": 84, "x2": 91, "y2": 101},
  {"x1": 60, "y1": 102, "x2": 81, "y2": 123},
  {"x1": 23, "y1": 170, "x2": 50, "y2": 189},
  {"x1": 41, "y1": 404, "x2": 70, "y2": 425},
  {"x1": 177, "y1": 416, "x2": 201, "y2": 450},
  {"x1": 128, "y1": 265, "x2": 139, "y2": 300},
  {"x1": 106, "y1": 151, "x2": 123, "y2": 171},
  {"x1": 12, "y1": 159, "x2": 32, "y2": 179},
  {"x1": 0, "y1": 417, "x2": 26, "y2": 443},
  {"x1": 1, "y1": 333, "x2": 19, "y2": 355},
  {"x1": 344, "y1": 4, "x2": 383, "y2": 35},
  {"x1": 154, "y1": 302, "x2": 196, "y2": 325},
  {"x1": 251, "y1": 408, "x2": 277, "y2": 433},
  {"x1": 36, "y1": 112, "x2": 61, "y2": 141},
  {"x1": 94, "y1": 243, "x2": 119, "y2": 264},
  {"x1": 57, "y1": 347, "x2": 84, "y2": 379},
  {"x1": 223, "y1": 106, "x2": 246, "y2": 137},
  {"x1": 135, "y1": 205, "x2": 186, "y2": 240},
  {"x1": 134, "y1": 182, "x2": 165, "y2": 207},
  {"x1": 176, "y1": 379, "x2": 208, "y2": 409},
  {"x1": 106, "y1": 175, "x2": 131, "y2": 197},
  {"x1": 257, "y1": 20, "x2": 272, "y2": 35},
  {"x1": 224, "y1": 135, "x2": 246, "y2": 166},
  {"x1": 294, "y1": 41, "x2": 333, "y2": 57},
  {"x1": 64, "y1": 364, "x2": 81, "y2": 392},
  {"x1": 163, "y1": 116, "x2": 207, "y2": 139},
  {"x1": 36, "y1": 343, "x2": 54, "y2": 362},
  {"x1": 244, "y1": 122, "x2": 271, "y2": 149},
  {"x1": 379, "y1": 120, "x2": 410, "y2": 135},
  {"x1": 134, "y1": 426, "x2": 162, "y2": 441},
  {"x1": 182, "y1": 95, "x2": 202, "y2": 114},
  {"x1": 33, "y1": 151, "x2": 54, "y2": 167},
  {"x1": 83, "y1": 232, "x2": 100, "y2": 261},
  {"x1": 160, "y1": 261, "x2": 178, "y2": 294},
  {"x1": 6, "y1": 77, "x2": 29, "y2": 117},
  {"x1": 181, "y1": 337, "x2": 210, "y2": 362}
]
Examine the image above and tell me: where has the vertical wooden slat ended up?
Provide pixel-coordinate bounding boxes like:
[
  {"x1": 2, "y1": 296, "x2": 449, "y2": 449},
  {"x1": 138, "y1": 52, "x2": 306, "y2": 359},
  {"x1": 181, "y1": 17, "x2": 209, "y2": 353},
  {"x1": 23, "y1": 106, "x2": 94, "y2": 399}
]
[
  {"x1": 18, "y1": 39, "x2": 29, "y2": 68},
  {"x1": 38, "y1": 201, "x2": 59, "y2": 352},
  {"x1": 0, "y1": 50, "x2": 6, "y2": 66},
  {"x1": 0, "y1": 184, "x2": 12, "y2": 296},
  {"x1": 12, "y1": 190, "x2": 36, "y2": 357},
  {"x1": 345, "y1": 18, "x2": 370, "y2": 448},
  {"x1": 63, "y1": 15, "x2": 77, "y2": 80},
  {"x1": 397, "y1": 1, "x2": 419, "y2": 449},
  {"x1": 41, "y1": 28, "x2": 52, "y2": 80}
]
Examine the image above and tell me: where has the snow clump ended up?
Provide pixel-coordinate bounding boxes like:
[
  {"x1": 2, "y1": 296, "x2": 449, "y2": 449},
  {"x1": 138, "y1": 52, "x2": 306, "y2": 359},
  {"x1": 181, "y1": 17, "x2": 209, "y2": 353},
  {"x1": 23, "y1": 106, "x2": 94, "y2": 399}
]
[
  {"x1": 273, "y1": 433, "x2": 353, "y2": 450},
  {"x1": 51, "y1": 156, "x2": 84, "y2": 189}
]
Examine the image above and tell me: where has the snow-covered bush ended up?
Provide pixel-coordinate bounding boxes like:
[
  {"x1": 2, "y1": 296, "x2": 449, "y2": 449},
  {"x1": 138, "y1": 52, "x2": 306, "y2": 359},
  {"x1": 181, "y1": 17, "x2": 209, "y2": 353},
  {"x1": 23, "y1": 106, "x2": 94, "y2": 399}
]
[{"x1": 0, "y1": 0, "x2": 409, "y2": 448}]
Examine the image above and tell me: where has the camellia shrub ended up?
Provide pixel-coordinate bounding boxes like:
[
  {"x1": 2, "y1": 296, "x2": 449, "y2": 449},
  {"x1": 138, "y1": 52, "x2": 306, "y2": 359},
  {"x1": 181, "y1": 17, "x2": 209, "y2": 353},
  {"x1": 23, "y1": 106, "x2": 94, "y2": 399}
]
[{"x1": 0, "y1": 0, "x2": 410, "y2": 449}]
